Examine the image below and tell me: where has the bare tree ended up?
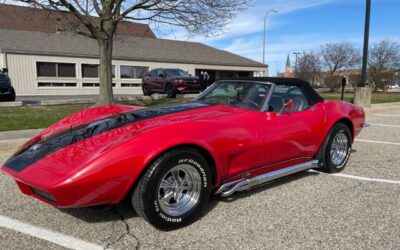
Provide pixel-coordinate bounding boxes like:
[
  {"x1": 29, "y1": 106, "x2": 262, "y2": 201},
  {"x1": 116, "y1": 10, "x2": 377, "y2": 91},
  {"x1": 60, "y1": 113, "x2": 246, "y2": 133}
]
[
  {"x1": 294, "y1": 51, "x2": 321, "y2": 83},
  {"x1": 368, "y1": 38, "x2": 400, "y2": 91},
  {"x1": 320, "y1": 42, "x2": 360, "y2": 91},
  {"x1": 12, "y1": 0, "x2": 249, "y2": 104}
]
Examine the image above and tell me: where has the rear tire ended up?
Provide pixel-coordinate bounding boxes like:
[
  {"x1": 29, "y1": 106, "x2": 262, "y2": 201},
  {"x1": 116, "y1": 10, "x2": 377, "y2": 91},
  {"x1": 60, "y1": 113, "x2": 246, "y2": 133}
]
[
  {"x1": 166, "y1": 84, "x2": 176, "y2": 98},
  {"x1": 317, "y1": 123, "x2": 352, "y2": 173},
  {"x1": 132, "y1": 148, "x2": 211, "y2": 230},
  {"x1": 7, "y1": 86, "x2": 16, "y2": 102}
]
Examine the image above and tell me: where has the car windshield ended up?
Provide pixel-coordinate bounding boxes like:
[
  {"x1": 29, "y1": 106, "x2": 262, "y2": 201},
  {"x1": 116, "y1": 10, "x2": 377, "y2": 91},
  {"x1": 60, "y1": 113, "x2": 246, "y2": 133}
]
[
  {"x1": 164, "y1": 69, "x2": 190, "y2": 77},
  {"x1": 195, "y1": 81, "x2": 270, "y2": 110}
]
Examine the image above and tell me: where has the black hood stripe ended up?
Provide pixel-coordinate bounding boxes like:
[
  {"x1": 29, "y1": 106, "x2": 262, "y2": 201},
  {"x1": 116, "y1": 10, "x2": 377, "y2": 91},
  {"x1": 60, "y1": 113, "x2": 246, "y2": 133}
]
[{"x1": 4, "y1": 102, "x2": 212, "y2": 172}]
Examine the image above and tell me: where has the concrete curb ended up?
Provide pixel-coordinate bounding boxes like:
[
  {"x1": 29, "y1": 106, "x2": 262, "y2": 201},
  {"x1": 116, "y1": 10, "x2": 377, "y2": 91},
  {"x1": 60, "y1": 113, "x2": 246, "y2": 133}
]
[
  {"x1": 40, "y1": 99, "x2": 94, "y2": 106},
  {"x1": 0, "y1": 101, "x2": 23, "y2": 107},
  {"x1": 13, "y1": 94, "x2": 197, "y2": 106}
]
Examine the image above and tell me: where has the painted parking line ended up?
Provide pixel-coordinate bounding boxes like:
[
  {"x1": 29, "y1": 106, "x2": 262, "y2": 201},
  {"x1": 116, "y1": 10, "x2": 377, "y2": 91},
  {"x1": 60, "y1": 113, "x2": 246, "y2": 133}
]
[
  {"x1": 331, "y1": 173, "x2": 400, "y2": 184},
  {"x1": 375, "y1": 114, "x2": 400, "y2": 117},
  {"x1": 0, "y1": 215, "x2": 103, "y2": 250},
  {"x1": 355, "y1": 139, "x2": 400, "y2": 146},
  {"x1": 368, "y1": 123, "x2": 400, "y2": 128}
]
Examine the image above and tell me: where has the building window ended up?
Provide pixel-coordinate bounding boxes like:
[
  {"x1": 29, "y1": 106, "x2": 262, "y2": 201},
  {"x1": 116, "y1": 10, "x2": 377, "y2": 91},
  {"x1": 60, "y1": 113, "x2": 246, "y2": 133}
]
[
  {"x1": 38, "y1": 82, "x2": 77, "y2": 87},
  {"x1": 121, "y1": 83, "x2": 141, "y2": 87},
  {"x1": 120, "y1": 66, "x2": 149, "y2": 79},
  {"x1": 82, "y1": 64, "x2": 115, "y2": 78},
  {"x1": 36, "y1": 62, "x2": 76, "y2": 77},
  {"x1": 82, "y1": 83, "x2": 116, "y2": 87}
]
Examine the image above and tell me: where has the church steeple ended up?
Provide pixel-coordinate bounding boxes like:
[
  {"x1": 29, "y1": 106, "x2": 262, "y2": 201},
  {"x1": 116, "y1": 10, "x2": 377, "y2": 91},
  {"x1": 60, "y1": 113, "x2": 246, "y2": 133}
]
[{"x1": 285, "y1": 54, "x2": 291, "y2": 73}]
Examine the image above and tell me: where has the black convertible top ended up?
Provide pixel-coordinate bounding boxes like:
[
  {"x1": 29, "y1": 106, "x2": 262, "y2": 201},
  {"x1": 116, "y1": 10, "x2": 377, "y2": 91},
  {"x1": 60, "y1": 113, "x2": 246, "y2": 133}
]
[{"x1": 218, "y1": 77, "x2": 324, "y2": 105}]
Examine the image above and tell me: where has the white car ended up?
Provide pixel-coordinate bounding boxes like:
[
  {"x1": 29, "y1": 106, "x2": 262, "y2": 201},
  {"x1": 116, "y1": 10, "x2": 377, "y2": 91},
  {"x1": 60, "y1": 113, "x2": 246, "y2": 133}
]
[{"x1": 389, "y1": 83, "x2": 400, "y2": 89}]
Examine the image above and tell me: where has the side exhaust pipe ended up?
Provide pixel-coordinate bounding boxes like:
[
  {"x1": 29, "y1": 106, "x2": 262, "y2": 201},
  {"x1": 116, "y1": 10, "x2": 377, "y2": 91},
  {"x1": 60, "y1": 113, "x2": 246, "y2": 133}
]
[{"x1": 215, "y1": 160, "x2": 319, "y2": 197}]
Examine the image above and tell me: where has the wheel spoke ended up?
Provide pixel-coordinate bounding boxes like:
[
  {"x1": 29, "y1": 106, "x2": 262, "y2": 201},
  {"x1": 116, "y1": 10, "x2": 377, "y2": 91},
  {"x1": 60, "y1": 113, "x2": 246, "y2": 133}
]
[
  {"x1": 171, "y1": 170, "x2": 181, "y2": 184},
  {"x1": 181, "y1": 179, "x2": 190, "y2": 191},
  {"x1": 160, "y1": 179, "x2": 174, "y2": 189},
  {"x1": 161, "y1": 191, "x2": 174, "y2": 204}
]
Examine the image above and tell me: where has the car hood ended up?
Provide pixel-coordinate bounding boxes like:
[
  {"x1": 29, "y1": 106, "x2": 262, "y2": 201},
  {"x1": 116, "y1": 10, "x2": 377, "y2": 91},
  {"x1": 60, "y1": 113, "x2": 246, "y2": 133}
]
[{"x1": 2, "y1": 102, "x2": 241, "y2": 176}]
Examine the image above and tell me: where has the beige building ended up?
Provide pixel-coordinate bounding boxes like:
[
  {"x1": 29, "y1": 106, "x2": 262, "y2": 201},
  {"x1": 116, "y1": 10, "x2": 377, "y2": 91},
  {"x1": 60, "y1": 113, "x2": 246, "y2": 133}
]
[{"x1": 0, "y1": 4, "x2": 268, "y2": 97}]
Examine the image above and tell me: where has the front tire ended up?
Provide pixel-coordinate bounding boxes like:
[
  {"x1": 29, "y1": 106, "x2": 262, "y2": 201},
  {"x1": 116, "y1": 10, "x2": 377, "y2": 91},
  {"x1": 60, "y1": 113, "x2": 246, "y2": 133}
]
[
  {"x1": 318, "y1": 123, "x2": 352, "y2": 173},
  {"x1": 142, "y1": 85, "x2": 152, "y2": 96},
  {"x1": 132, "y1": 148, "x2": 212, "y2": 230}
]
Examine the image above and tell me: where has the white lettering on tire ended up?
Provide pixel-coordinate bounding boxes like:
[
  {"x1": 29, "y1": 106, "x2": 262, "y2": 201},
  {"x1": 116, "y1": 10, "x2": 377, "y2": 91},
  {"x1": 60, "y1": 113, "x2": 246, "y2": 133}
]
[{"x1": 179, "y1": 158, "x2": 208, "y2": 187}]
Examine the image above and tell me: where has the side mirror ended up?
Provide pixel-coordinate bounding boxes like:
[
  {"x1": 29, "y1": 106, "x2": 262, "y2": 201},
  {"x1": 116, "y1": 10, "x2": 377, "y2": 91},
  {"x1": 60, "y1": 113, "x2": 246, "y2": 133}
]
[
  {"x1": 278, "y1": 99, "x2": 293, "y2": 116},
  {"x1": 158, "y1": 73, "x2": 165, "y2": 78},
  {"x1": 1, "y1": 68, "x2": 8, "y2": 74}
]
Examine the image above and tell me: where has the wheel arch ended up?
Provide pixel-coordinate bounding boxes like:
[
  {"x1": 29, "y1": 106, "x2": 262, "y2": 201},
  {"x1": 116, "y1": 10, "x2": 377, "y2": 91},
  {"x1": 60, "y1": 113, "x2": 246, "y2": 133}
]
[
  {"x1": 333, "y1": 117, "x2": 354, "y2": 140},
  {"x1": 316, "y1": 116, "x2": 354, "y2": 160}
]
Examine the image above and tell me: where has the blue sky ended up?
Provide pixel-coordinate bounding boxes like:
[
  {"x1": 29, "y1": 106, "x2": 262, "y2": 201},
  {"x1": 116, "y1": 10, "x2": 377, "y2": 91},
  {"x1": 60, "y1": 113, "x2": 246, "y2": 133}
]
[{"x1": 154, "y1": 0, "x2": 400, "y2": 76}]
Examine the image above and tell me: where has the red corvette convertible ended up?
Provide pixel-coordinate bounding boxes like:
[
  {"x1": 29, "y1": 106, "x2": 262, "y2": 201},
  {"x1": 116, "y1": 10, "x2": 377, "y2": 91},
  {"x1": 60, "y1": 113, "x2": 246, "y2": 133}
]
[{"x1": 1, "y1": 77, "x2": 365, "y2": 230}]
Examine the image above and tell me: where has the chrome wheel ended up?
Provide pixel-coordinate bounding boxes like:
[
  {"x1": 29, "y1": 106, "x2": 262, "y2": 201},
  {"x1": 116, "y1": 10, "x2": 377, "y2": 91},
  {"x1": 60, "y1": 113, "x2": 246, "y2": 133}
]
[
  {"x1": 330, "y1": 132, "x2": 349, "y2": 166},
  {"x1": 157, "y1": 164, "x2": 202, "y2": 217}
]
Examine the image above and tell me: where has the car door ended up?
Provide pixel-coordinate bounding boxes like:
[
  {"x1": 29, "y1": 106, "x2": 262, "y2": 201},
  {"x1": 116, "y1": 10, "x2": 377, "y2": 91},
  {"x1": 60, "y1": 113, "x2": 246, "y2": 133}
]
[
  {"x1": 144, "y1": 69, "x2": 158, "y2": 91},
  {"x1": 153, "y1": 69, "x2": 166, "y2": 91},
  {"x1": 256, "y1": 84, "x2": 326, "y2": 170}
]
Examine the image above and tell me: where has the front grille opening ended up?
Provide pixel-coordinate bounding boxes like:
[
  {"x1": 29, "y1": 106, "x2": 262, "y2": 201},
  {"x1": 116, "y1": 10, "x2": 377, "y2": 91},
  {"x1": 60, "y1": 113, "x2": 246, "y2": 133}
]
[{"x1": 31, "y1": 187, "x2": 57, "y2": 203}]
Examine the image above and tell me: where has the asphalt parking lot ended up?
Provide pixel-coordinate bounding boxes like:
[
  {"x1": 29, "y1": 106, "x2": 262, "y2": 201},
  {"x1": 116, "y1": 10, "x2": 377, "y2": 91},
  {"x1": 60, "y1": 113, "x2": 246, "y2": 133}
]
[{"x1": 0, "y1": 104, "x2": 399, "y2": 250}]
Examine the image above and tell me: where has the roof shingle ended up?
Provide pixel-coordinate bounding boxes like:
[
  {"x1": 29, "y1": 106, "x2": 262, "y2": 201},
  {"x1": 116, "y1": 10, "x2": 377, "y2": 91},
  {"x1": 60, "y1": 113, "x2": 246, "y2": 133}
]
[
  {"x1": 0, "y1": 29, "x2": 267, "y2": 68},
  {"x1": 0, "y1": 4, "x2": 156, "y2": 38}
]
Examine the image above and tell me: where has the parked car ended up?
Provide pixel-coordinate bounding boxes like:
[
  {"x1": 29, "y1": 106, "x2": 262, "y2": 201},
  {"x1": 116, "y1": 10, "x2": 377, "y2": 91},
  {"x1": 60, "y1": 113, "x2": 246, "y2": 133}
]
[
  {"x1": 142, "y1": 68, "x2": 202, "y2": 98},
  {"x1": 1, "y1": 77, "x2": 366, "y2": 230},
  {"x1": 0, "y1": 68, "x2": 16, "y2": 102},
  {"x1": 388, "y1": 83, "x2": 400, "y2": 89}
]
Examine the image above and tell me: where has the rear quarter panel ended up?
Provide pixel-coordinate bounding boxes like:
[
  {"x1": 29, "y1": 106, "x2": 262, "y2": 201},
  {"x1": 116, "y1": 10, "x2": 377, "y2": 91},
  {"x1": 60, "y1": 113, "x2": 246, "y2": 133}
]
[{"x1": 322, "y1": 100, "x2": 365, "y2": 142}]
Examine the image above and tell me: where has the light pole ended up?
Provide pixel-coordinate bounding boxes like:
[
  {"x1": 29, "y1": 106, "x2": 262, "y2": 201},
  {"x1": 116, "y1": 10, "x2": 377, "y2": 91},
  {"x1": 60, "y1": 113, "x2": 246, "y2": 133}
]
[
  {"x1": 262, "y1": 10, "x2": 278, "y2": 65},
  {"x1": 354, "y1": 0, "x2": 372, "y2": 107},
  {"x1": 360, "y1": 0, "x2": 371, "y2": 87}
]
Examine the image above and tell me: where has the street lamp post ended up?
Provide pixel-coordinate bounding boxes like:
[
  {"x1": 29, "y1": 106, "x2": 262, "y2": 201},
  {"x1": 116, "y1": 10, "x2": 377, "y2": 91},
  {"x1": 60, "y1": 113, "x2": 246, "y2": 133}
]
[
  {"x1": 262, "y1": 10, "x2": 278, "y2": 65},
  {"x1": 360, "y1": 0, "x2": 371, "y2": 87},
  {"x1": 354, "y1": 0, "x2": 372, "y2": 108}
]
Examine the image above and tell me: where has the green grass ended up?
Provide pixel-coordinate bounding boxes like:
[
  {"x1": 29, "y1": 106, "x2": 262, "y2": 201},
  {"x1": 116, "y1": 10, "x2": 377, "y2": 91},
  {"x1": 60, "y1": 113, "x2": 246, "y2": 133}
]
[
  {"x1": 320, "y1": 91, "x2": 400, "y2": 104},
  {"x1": 0, "y1": 98, "x2": 191, "y2": 132}
]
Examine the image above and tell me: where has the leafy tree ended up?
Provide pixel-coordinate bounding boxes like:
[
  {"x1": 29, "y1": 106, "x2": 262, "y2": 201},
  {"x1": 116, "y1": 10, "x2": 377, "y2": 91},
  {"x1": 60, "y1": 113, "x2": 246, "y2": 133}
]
[{"x1": 14, "y1": 0, "x2": 249, "y2": 104}]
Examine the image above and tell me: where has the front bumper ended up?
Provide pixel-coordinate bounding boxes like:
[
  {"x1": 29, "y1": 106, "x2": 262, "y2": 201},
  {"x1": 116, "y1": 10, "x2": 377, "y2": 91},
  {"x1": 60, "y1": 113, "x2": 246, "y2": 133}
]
[
  {"x1": 176, "y1": 84, "x2": 203, "y2": 93},
  {"x1": 1, "y1": 164, "x2": 130, "y2": 208}
]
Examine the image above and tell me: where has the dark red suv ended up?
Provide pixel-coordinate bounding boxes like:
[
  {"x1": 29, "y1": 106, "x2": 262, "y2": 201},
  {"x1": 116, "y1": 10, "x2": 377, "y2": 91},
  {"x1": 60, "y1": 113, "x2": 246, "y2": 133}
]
[{"x1": 142, "y1": 68, "x2": 202, "y2": 98}]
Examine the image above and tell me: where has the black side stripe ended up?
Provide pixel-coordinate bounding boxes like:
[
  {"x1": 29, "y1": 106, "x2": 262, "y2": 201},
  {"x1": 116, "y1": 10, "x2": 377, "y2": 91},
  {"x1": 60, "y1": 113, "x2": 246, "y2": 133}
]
[{"x1": 4, "y1": 102, "x2": 212, "y2": 172}]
